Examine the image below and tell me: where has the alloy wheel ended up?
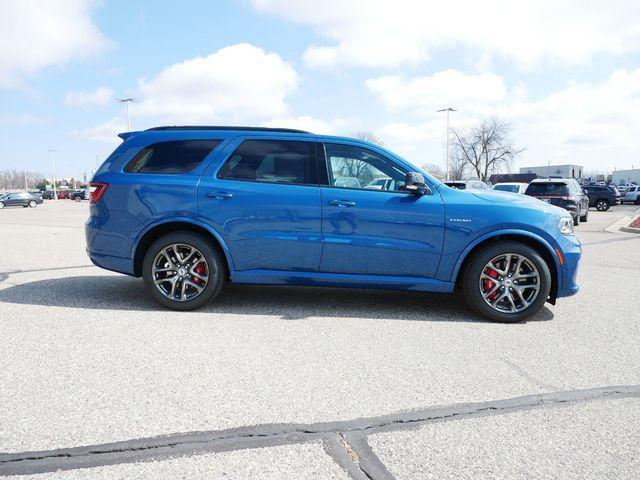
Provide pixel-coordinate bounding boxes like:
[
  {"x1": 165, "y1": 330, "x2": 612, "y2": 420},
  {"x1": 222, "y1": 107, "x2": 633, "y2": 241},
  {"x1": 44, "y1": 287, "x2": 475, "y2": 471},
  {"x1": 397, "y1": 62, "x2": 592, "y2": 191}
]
[
  {"x1": 479, "y1": 253, "x2": 540, "y2": 314},
  {"x1": 151, "y1": 243, "x2": 209, "y2": 302}
]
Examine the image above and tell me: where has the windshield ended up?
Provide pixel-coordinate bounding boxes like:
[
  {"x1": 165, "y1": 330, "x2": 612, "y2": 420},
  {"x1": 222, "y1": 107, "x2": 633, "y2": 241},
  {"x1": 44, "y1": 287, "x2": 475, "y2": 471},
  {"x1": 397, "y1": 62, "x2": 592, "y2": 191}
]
[
  {"x1": 494, "y1": 185, "x2": 519, "y2": 193},
  {"x1": 525, "y1": 182, "x2": 569, "y2": 196}
]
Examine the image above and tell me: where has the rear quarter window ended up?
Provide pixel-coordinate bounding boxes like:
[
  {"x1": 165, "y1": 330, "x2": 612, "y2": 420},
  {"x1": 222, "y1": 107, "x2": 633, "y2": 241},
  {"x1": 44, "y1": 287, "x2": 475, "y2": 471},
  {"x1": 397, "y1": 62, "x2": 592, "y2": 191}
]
[{"x1": 124, "y1": 140, "x2": 221, "y2": 174}]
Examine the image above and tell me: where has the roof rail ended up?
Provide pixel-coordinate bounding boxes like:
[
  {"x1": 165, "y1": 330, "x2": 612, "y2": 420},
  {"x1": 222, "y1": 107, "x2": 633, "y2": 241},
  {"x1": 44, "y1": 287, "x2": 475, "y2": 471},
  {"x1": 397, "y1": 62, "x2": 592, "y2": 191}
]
[{"x1": 145, "y1": 126, "x2": 311, "y2": 134}]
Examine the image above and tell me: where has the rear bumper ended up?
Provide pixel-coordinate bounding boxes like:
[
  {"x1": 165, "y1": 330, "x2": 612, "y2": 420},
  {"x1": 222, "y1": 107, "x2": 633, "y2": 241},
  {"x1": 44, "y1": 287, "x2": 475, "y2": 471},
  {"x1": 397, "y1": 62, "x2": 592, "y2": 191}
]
[{"x1": 86, "y1": 248, "x2": 135, "y2": 276}]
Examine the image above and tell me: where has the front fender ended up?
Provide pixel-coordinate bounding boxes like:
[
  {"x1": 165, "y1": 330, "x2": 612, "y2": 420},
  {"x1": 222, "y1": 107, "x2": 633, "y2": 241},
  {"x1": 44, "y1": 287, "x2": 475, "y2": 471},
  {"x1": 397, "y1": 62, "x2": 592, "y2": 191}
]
[{"x1": 445, "y1": 228, "x2": 562, "y2": 285}]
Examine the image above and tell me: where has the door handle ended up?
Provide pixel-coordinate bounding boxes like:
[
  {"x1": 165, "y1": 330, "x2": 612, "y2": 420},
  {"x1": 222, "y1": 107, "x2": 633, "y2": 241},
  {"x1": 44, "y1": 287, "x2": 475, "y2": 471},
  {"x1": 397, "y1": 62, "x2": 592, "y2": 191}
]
[
  {"x1": 206, "y1": 191, "x2": 233, "y2": 199},
  {"x1": 328, "y1": 199, "x2": 356, "y2": 207}
]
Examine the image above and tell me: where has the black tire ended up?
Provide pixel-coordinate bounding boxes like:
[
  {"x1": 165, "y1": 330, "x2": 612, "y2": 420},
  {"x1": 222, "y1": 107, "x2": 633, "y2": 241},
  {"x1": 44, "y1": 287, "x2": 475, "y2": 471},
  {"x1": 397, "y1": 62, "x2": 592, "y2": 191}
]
[
  {"x1": 572, "y1": 214, "x2": 579, "y2": 226},
  {"x1": 595, "y1": 199, "x2": 609, "y2": 211},
  {"x1": 635, "y1": 198, "x2": 640, "y2": 205},
  {"x1": 74, "y1": 196, "x2": 81, "y2": 202},
  {"x1": 142, "y1": 231, "x2": 225, "y2": 311},
  {"x1": 29, "y1": 200, "x2": 37, "y2": 208},
  {"x1": 580, "y1": 209, "x2": 588, "y2": 222},
  {"x1": 22, "y1": 204, "x2": 28, "y2": 208},
  {"x1": 463, "y1": 241, "x2": 552, "y2": 323}
]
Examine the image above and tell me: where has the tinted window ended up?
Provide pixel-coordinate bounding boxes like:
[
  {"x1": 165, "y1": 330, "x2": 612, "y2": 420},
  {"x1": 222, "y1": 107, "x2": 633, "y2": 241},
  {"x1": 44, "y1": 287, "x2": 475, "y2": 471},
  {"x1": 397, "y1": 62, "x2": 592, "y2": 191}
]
[
  {"x1": 525, "y1": 182, "x2": 570, "y2": 196},
  {"x1": 124, "y1": 140, "x2": 221, "y2": 174},
  {"x1": 218, "y1": 140, "x2": 316, "y2": 185},
  {"x1": 494, "y1": 185, "x2": 519, "y2": 193}
]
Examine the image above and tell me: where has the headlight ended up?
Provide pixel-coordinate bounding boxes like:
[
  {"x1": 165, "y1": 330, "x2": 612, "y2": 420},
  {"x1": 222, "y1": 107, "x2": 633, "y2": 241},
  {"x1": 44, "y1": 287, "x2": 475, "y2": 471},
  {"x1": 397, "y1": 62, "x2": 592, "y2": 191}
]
[{"x1": 558, "y1": 217, "x2": 574, "y2": 235}]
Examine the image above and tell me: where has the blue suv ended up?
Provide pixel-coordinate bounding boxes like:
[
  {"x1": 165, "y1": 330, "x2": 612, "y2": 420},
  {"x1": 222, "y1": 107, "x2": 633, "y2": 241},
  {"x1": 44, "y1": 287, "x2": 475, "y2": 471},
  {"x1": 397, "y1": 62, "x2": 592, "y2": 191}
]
[{"x1": 86, "y1": 126, "x2": 581, "y2": 322}]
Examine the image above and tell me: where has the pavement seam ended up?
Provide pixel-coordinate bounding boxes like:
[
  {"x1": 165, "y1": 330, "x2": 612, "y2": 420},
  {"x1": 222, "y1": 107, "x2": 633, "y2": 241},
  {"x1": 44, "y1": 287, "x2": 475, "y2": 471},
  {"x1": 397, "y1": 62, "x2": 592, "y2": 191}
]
[
  {"x1": 340, "y1": 433, "x2": 396, "y2": 480},
  {"x1": 1, "y1": 385, "x2": 639, "y2": 476}
]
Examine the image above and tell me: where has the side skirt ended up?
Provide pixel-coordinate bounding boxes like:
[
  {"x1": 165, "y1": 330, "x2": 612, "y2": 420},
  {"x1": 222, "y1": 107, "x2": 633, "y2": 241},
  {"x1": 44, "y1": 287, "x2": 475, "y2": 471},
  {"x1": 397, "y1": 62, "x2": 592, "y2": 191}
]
[{"x1": 231, "y1": 270, "x2": 455, "y2": 293}]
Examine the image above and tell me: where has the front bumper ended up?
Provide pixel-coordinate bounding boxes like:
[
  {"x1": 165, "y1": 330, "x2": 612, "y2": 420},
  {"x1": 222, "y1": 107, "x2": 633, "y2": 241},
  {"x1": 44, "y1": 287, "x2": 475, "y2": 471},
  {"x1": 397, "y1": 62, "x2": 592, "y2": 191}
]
[{"x1": 556, "y1": 234, "x2": 581, "y2": 298}]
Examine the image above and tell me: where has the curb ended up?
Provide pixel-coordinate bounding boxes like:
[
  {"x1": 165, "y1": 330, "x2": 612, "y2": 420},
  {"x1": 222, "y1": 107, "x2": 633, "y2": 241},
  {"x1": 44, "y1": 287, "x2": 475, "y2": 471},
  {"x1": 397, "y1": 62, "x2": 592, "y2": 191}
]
[{"x1": 620, "y1": 214, "x2": 640, "y2": 234}]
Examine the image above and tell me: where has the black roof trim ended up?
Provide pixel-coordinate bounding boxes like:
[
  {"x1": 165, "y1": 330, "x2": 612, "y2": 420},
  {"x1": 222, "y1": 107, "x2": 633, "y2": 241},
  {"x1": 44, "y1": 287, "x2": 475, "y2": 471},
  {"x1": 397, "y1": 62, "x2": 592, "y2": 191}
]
[{"x1": 146, "y1": 126, "x2": 311, "y2": 134}]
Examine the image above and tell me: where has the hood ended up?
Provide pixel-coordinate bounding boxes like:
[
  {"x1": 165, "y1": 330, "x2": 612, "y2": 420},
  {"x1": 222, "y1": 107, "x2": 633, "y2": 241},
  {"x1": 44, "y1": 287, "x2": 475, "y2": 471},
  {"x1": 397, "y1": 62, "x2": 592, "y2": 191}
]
[{"x1": 469, "y1": 189, "x2": 569, "y2": 216}]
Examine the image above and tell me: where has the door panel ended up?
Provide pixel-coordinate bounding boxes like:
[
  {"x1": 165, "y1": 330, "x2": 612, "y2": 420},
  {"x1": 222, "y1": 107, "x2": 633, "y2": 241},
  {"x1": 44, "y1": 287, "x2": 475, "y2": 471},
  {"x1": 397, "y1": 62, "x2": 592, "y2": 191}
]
[
  {"x1": 197, "y1": 138, "x2": 322, "y2": 272},
  {"x1": 319, "y1": 188, "x2": 444, "y2": 277},
  {"x1": 317, "y1": 141, "x2": 445, "y2": 278}
]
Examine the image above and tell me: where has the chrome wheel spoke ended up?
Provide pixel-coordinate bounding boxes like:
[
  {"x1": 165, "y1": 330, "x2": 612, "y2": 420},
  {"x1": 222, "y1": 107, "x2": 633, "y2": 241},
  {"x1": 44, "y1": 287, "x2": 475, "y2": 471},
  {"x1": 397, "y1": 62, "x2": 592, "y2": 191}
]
[
  {"x1": 152, "y1": 243, "x2": 209, "y2": 302},
  {"x1": 479, "y1": 252, "x2": 541, "y2": 314}
]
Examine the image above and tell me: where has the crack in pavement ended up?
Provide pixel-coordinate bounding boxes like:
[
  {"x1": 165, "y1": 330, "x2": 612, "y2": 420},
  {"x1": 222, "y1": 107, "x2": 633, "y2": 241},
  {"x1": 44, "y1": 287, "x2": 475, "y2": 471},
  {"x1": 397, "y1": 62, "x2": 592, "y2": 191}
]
[{"x1": 1, "y1": 385, "x2": 638, "y2": 477}]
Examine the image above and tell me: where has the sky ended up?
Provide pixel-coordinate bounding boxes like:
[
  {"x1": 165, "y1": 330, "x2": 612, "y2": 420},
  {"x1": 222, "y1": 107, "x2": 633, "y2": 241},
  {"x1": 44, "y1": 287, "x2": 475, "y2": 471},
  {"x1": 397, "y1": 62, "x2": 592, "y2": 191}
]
[{"x1": 0, "y1": 0, "x2": 639, "y2": 179}]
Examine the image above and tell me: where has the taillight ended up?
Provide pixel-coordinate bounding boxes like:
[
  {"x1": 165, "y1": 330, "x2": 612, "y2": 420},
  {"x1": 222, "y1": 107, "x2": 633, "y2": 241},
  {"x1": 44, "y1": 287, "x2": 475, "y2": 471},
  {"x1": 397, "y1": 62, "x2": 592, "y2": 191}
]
[{"x1": 89, "y1": 182, "x2": 108, "y2": 204}]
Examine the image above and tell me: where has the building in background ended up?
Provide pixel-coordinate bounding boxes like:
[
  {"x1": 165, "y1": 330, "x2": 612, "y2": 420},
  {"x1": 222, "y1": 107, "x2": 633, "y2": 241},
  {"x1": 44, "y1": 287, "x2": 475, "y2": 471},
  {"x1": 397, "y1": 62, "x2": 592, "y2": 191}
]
[
  {"x1": 612, "y1": 168, "x2": 640, "y2": 185},
  {"x1": 519, "y1": 164, "x2": 583, "y2": 179}
]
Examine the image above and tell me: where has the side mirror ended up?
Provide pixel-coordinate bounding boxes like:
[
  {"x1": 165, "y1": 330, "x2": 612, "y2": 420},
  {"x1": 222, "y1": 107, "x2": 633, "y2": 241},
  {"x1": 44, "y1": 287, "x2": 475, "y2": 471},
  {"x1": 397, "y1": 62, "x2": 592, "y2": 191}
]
[{"x1": 404, "y1": 172, "x2": 432, "y2": 195}]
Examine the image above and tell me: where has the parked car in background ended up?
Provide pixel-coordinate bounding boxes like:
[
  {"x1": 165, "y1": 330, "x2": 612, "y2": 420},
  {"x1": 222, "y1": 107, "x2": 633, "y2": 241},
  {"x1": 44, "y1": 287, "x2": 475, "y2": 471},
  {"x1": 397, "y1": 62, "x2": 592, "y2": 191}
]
[
  {"x1": 366, "y1": 177, "x2": 401, "y2": 190},
  {"x1": 493, "y1": 182, "x2": 529, "y2": 194},
  {"x1": 444, "y1": 180, "x2": 492, "y2": 190},
  {"x1": 583, "y1": 185, "x2": 619, "y2": 211},
  {"x1": 86, "y1": 126, "x2": 581, "y2": 323},
  {"x1": 525, "y1": 178, "x2": 589, "y2": 226},
  {"x1": 0, "y1": 192, "x2": 43, "y2": 208},
  {"x1": 71, "y1": 190, "x2": 88, "y2": 202},
  {"x1": 622, "y1": 185, "x2": 640, "y2": 205},
  {"x1": 42, "y1": 190, "x2": 55, "y2": 200},
  {"x1": 334, "y1": 177, "x2": 361, "y2": 188},
  {"x1": 56, "y1": 190, "x2": 71, "y2": 199}
]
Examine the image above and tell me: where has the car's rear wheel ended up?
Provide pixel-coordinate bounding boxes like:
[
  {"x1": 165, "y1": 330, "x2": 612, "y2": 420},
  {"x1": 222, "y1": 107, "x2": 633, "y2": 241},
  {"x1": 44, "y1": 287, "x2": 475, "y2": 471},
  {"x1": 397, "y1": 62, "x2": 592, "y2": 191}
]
[
  {"x1": 463, "y1": 241, "x2": 551, "y2": 323},
  {"x1": 572, "y1": 214, "x2": 579, "y2": 226},
  {"x1": 28, "y1": 200, "x2": 37, "y2": 208},
  {"x1": 595, "y1": 199, "x2": 609, "y2": 211},
  {"x1": 143, "y1": 231, "x2": 225, "y2": 311}
]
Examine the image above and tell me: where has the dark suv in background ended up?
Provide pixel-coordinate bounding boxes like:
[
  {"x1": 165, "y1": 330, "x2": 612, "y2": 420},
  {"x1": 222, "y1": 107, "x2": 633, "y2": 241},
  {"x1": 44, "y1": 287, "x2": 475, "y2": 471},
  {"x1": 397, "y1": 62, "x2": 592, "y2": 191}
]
[
  {"x1": 583, "y1": 185, "x2": 619, "y2": 211},
  {"x1": 525, "y1": 179, "x2": 589, "y2": 226}
]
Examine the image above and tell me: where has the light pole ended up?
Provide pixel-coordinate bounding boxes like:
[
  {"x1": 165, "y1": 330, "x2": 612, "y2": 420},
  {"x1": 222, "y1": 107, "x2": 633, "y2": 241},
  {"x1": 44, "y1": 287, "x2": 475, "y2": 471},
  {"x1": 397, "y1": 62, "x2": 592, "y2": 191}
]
[
  {"x1": 437, "y1": 107, "x2": 457, "y2": 181},
  {"x1": 116, "y1": 98, "x2": 137, "y2": 131},
  {"x1": 24, "y1": 171, "x2": 28, "y2": 191},
  {"x1": 48, "y1": 149, "x2": 57, "y2": 200}
]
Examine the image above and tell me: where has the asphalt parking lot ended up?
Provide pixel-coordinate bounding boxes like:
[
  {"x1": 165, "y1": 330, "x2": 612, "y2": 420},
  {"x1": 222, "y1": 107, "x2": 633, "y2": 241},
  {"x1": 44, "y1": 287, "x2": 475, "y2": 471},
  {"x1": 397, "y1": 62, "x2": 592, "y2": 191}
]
[{"x1": 1, "y1": 201, "x2": 639, "y2": 479}]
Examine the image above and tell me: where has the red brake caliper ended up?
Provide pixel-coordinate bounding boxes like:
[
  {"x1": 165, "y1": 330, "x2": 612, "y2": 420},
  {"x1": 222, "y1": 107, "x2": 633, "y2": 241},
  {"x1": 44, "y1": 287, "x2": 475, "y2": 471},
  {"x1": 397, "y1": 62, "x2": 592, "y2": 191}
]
[
  {"x1": 483, "y1": 265, "x2": 499, "y2": 301},
  {"x1": 193, "y1": 262, "x2": 206, "y2": 285}
]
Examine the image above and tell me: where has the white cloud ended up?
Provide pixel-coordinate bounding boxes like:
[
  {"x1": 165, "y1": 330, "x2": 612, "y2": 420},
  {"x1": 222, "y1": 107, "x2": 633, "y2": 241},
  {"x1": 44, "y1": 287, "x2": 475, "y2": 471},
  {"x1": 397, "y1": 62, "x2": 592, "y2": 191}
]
[
  {"x1": 135, "y1": 43, "x2": 299, "y2": 124},
  {"x1": 73, "y1": 117, "x2": 125, "y2": 143},
  {"x1": 64, "y1": 87, "x2": 114, "y2": 108},
  {"x1": 0, "y1": 0, "x2": 111, "y2": 88},
  {"x1": 366, "y1": 71, "x2": 507, "y2": 115},
  {"x1": 370, "y1": 68, "x2": 640, "y2": 171},
  {"x1": 251, "y1": 0, "x2": 640, "y2": 70},
  {"x1": 262, "y1": 116, "x2": 338, "y2": 134},
  {"x1": 0, "y1": 113, "x2": 52, "y2": 126}
]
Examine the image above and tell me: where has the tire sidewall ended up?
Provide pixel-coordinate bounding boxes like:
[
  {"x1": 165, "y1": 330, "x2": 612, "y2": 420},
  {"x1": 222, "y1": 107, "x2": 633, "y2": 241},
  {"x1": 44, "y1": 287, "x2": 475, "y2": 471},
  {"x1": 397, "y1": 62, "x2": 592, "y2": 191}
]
[
  {"x1": 463, "y1": 242, "x2": 552, "y2": 323},
  {"x1": 596, "y1": 200, "x2": 609, "y2": 211},
  {"x1": 142, "y1": 231, "x2": 225, "y2": 311}
]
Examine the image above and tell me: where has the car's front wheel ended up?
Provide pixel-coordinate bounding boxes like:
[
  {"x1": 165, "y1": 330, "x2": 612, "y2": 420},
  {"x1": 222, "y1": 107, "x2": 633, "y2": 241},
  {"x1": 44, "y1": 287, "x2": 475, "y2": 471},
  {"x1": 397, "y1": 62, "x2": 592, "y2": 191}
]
[
  {"x1": 0, "y1": 202, "x2": 4, "y2": 209},
  {"x1": 595, "y1": 199, "x2": 610, "y2": 211},
  {"x1": 74, "y1": 196, "x2": 81, "y2": 202},
  {"x1": 142, "y1": 231, "x2": 225, "y2": 310},
  {"x1": 463, "y1": 241, "x2": 552, "y2": 323},
  {"x1": 28, "y1": 200, "x2": 37, "y2": 208}
]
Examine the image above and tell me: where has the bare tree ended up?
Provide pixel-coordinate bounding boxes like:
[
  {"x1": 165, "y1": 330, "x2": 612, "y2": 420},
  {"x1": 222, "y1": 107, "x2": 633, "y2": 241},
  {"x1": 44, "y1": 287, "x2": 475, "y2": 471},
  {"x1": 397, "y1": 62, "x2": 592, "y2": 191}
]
[
  {"x1": 421, "y1": 162, "x2": 445, "y2": 179},
  {"x1": 0, "y1": 169, "x2": 47, "y2": 191},
  {"x1": 451, "y1": 118, "x2": 523, "y2": 181},
  {"x1": 353, "y1": 131, "x2": 383, "y2": 146},
  {"x1": 448, "y1": 155, "x2": 468, "y2": 181}
]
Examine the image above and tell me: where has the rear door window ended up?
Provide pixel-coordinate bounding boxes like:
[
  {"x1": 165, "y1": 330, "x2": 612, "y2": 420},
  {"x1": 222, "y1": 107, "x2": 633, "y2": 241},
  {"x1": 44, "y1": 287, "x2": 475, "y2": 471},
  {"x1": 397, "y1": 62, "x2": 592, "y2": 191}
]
[
  {"x1": 124, "y1": 140, "x2": 222, "y2": 174},
  {"x1": 525, "y1": 183, "x2": 570, "y2": 196},
  {"x1": 218, "y1": 140, "x2": 317, "y2": 185}
]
